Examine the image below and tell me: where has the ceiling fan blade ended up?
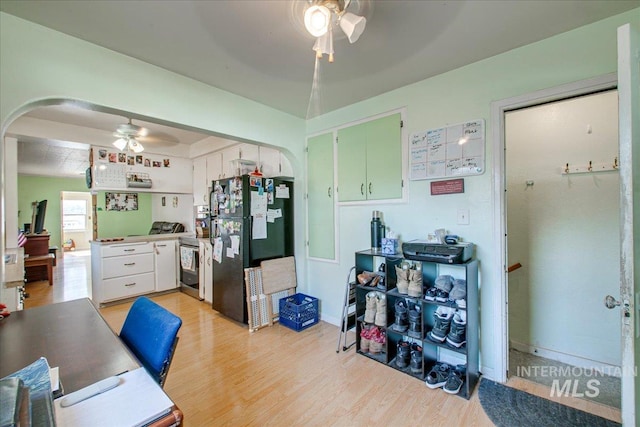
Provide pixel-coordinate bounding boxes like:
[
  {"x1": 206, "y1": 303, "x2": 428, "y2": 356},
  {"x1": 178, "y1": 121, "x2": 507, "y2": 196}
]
[{"x1": 136, "y1": 131, "x2": 180, "y2": 147}]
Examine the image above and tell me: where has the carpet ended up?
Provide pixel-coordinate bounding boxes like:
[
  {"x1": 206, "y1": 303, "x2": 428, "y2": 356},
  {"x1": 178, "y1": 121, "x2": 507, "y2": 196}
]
[{"x1": 478, "y1": 379, "x2": 620, "y2": 427}]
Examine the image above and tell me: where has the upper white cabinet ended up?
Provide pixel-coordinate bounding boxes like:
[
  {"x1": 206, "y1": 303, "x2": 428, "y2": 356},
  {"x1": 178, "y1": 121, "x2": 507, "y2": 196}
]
[
  {"x1": 193, "y1": 156, "x2": 208, "y2": 205},
  {"x1": 259, "y1": 146, "x2": 294, "y2": 177},
  {"x1": 206, "y1": 152, "x2": 223, "y2": 183},
  {"x1": 221, "y1": 144, "x2": 260, "y2": 178}
]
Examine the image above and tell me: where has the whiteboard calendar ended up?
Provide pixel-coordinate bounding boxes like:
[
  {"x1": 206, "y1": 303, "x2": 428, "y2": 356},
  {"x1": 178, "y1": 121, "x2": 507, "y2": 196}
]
[
  {"x1": 409, "y1": 119, "x2": 485, "y2": 181},
  {"x1": 93, "y1": 163, "x2": 127, "y2": 188}
]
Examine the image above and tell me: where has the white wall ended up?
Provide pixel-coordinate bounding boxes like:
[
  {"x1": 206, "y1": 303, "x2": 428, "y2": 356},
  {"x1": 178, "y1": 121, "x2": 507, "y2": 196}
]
[
  {"x1": 506, "y1": 90, "x2": 620, "y2": 367},
  {"x1": 151, "y1": 194, "x2": 194, "y2": 233}
]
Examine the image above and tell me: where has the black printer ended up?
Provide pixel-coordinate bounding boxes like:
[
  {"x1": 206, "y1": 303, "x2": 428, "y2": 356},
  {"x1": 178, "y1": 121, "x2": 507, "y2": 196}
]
[{"x1": 402, "y1": 240, "x2": 474, "y2": 264}]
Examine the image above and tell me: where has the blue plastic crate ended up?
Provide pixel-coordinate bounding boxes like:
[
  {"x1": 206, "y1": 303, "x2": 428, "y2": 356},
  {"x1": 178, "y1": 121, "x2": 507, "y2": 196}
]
[{"x1": 279, "y1": 293, "x2": 319, "y2": 332}]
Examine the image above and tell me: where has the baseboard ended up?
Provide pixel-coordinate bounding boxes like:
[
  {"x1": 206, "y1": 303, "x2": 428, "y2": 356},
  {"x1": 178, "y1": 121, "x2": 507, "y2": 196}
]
[{"x1": 509, "y1": 340, "x2": 621, "y2": 377}]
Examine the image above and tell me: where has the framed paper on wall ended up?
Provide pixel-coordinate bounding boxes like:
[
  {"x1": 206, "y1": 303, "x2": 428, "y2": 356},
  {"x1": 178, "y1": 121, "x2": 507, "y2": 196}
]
[{"x1": 105, "y1": 192, "x2": 138, "y2": 211}]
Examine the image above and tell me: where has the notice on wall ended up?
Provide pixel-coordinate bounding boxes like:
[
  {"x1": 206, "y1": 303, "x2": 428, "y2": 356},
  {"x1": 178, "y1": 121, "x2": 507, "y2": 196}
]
[{"x1": 410, "y1": 119, "x2": 485, "y2": 181}]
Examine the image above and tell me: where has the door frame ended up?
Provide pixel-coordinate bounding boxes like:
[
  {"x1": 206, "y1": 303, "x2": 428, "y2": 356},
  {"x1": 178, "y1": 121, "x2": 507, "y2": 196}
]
[{"x1": 490, "y1": 73, "x2": 617, "y2": 383}]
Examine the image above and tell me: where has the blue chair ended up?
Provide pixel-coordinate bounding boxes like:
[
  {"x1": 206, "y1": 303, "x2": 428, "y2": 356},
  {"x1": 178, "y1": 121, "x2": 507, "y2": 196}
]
[{"x1": 120, "y1": 297, "x2": 182, "y2": 387}]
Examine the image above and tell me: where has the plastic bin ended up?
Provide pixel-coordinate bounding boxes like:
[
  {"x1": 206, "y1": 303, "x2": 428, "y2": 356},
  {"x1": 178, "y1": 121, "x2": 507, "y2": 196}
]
[{"x1": 279, "y1": 293, "x2": 319, "y2": 332}]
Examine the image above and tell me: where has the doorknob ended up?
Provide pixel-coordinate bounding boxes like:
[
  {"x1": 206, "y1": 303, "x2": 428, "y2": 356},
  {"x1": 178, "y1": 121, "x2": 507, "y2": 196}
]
[{"x1": 604, "y1": 295, "x2": 621, "y2": 309}]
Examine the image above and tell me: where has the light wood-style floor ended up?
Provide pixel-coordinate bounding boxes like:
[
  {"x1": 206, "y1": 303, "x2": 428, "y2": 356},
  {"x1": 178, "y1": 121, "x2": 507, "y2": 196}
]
[{"x1": 22, "y1": 251, "x2": 621, "y2": 426}]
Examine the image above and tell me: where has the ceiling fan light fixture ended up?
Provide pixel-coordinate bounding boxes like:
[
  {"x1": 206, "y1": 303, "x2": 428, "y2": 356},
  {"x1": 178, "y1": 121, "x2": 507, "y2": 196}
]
[
  {"x1": 339, "y1": 12, "x2": 366, "y2": 43},
  {"x1": 113, "y1": 138, "x2": 128, "y2": 151},
  {"x1": 304, "y1": 5, "x2": 331, "y2": 37},
  {"x1": 129, "y1": 138, "x2": 144, "y2": 153}
]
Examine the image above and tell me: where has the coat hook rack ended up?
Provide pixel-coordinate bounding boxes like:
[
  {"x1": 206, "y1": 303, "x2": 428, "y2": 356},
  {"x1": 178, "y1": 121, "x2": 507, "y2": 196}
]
[{"x1": 561, "y1": 158, "x2": 620, "y2": 175}]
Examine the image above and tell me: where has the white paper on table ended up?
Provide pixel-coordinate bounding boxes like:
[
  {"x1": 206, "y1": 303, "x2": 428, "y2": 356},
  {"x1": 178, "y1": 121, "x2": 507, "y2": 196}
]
[
  {"x1": 275, "y1": 185, "x2": 289, "y2": 199},
  {"x1": 54, "y1": 368, "x2": 173, "y2": 427},
  {"x1": 213, "y1": 237, "x2": 223, "y2": 263},
  {"x1": 230, "y1": 235, "x2": 240, "y2": 254},
  {"x1": 252, "y1": 214, "x2": 267, "y2": 239}
]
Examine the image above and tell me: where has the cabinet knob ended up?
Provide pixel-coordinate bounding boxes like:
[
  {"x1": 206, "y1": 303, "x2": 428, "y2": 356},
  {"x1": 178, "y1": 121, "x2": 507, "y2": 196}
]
[
  {"x1": 360, "y1": 183, "x2": 364, "y2": 195},
  {"x1": 124, "y1": 262, "x2": 136, "y2": 266},
  {"x1": 369, "y1": 183, "x2": 372, "y2": 194},
  {"x1": 328, "y1": 187, "x2": 332, "y2": 198}
]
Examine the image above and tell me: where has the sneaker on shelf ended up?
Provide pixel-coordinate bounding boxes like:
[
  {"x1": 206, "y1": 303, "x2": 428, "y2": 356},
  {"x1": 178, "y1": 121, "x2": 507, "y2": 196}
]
[
  {"x1": 408, "y1": 304, "x2": 422, "y2": 339},
  {"x1": 448, "y1": 279, "x2": 466, "y2": 301},
  {"x1": 443, "y1": 365, "x2": 466, "y2": 395},
  {"x1": 455, "y1": 299, "x2": 467, "y2": 309},
  {"x1": 445, "y1": 310, "x2": 467, "y2": 348},
  {"x1": 409, "y1": 343, "x2": 423, "y2": 374},
  {"x1": 434, "y1": 275, "x2": 454, "y2": 293},
  {"x1": 396, "y1": 340, "x2": 411, "y2": 368},
  {"x1": 424, "y1": 287, "x2": 438, "y2": 301},
  {"x1": 425, "y1": 362, "x2": 451, "y2": 389},
  {"x1": 427, "y1": 306, "x2": 454, "y2": 343},
  {"x1": 392, "y1": 300, "x2": 409, "y2": 332},
  {"x1": 434, "y1": 289, "x2": 449, "y2": 303}
]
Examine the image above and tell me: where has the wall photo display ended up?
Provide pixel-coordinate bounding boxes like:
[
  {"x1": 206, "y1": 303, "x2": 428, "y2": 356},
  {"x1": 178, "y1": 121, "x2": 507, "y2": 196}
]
[
  {"x1": 105, "y1": 192, "x2": 138, "y2": 211},
  {"x1": 410, "y1": 119, "x2": 485, "y2": 181}
]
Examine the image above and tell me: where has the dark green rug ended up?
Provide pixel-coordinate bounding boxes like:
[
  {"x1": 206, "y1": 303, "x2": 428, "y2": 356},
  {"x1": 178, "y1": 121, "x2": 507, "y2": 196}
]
[{"x1": 478, "y1": 379, "x2": 620, "y2": 427}]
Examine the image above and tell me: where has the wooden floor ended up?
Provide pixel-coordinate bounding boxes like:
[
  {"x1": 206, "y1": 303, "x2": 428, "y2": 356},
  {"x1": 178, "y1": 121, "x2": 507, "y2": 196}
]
[{"x1": 22, "y1": 251, "x2": 621, "y2": 426}]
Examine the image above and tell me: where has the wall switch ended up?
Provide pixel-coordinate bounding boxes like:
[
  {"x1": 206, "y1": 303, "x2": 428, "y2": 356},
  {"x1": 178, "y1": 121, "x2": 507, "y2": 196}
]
[{"x1": 457, "y1": 209, "x2": 470, "y2": 225}]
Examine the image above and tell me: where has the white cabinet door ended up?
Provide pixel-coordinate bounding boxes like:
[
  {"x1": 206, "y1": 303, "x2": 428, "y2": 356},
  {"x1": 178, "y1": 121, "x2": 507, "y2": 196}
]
[
  {"x1": 239, "y1": 143, "x2": 259, "y2": 164},
  {"x1": 206, "y1": 152, "x2": 223, "y2": 184},
  {"x1": 259, "y1": 146, "x2": 280, "y2": 176},
  {"x1": 154, "y1": 240, "x2": 178, "y2": 291},
  {"x1": 221, "y1": 145, "x2": 241, "y2": 178},
  {"x1": 203, "y1": 242, "x2": 213, "y2": 303},
  {"x1": 193, "y1": 156, "x2": 208, "y2": 205},
  {"x1": 198, "y1": 241, "x2": 206, "y2": 300},
  {"x1": 280, "y1": 152, "x2": 293, "y2": 177}
]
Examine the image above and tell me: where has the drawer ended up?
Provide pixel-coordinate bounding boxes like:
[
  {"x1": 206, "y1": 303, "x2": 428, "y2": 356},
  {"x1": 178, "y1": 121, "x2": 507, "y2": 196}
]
[
  {"x1": 102, "y1": 272, "x2": 155, "y2": 301},
  {"x1": 102, "y1": 242, "x2": 153, "y2": 258},
  {"x1": 102, "y1": 253, "x2": 154, "y2": 279}
]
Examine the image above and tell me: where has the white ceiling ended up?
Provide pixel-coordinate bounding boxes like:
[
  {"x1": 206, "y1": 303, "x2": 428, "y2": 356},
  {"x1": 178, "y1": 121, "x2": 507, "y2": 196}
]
[{"x1": 2, "y1": 0, "x2": 637, "y2": 177}]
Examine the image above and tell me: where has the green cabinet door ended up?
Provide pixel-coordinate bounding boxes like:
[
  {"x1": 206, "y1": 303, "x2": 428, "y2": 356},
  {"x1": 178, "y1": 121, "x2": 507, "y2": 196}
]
[
  {"x1": 337, "y1": 121, "x2": 368, "y2": 202},
  {"x1": 307, "y1": 133, "x2": 336, "y2": 260},
  {"x1": 366, "y1": 113, "x2": 402, "y2": 200}
]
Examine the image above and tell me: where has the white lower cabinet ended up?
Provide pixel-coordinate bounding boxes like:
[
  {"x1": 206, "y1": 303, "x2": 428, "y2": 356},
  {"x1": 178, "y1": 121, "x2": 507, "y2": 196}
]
[
  {"x1": 91, "y1": 239, "x2": 179, "y2": 305},
  {"x1": 154, "y1": 240, "x2": 178, "y2": 292},
  {"x1": 199, "y1": 240, "x2": 213, "y2": 303}
]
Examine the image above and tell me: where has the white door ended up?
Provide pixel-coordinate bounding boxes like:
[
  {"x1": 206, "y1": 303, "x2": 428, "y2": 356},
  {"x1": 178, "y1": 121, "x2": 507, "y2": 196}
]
[
  {"x1": 61, "y1": 191, "x2": 92, "y2": 251},
  {"x1": 616, "y1": 22, "x2": 638, "y2": 427}
]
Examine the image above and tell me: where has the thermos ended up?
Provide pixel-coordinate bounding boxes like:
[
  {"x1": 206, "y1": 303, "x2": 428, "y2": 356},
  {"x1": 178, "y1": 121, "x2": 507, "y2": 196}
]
[{"x1": 371, "y1": 210, "x2": 385, "y2": 252}]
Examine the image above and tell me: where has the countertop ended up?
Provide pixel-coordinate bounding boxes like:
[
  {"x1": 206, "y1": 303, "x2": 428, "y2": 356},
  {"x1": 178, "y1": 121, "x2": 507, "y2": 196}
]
[{"x1": 90, "y1": 232, "x2": 196, "y2": 245}]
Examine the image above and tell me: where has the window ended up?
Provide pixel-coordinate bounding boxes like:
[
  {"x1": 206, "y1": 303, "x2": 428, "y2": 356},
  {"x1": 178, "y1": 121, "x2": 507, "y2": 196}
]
[{"x1": 63, "y1": 200, "x2": 87, "y2": 231}]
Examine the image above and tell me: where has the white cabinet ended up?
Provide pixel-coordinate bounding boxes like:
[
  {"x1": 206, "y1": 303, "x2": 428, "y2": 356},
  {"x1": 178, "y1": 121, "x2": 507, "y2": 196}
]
[
  {"x1": 258, "y1": 146, "x2": 280, "y2": 176},
  {"x1": 154, "y1": 240, "x2": 178, "y2": 292},
  {"x1": 221, "y1": 144, "x2": 260, "y2": 178},
  {"x1": 199, "y1": 240, "x2": 213, "y2": 303},
  {"x1": 206, "y1": 152, "x2": 223, "y2": 183},
  {"x1": 193, "y1": 156, "x2": 208, "y2": 205},
  {"x1": 91, "y1": 239, "x2": 180, "y2": 305}
]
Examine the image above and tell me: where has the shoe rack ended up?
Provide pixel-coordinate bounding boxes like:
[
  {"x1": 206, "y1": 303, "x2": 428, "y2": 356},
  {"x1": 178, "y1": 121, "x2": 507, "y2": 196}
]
[{"x1": 354, "y1": 249, "x2": 479, "y2": 399}]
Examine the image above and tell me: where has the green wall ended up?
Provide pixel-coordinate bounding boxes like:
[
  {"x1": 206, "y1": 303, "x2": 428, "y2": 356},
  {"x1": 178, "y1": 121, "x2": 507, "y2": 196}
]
[
  {"x1": 95, "y1": 191, "x2": 152, "y2": 238},
  {"x1": 17, "y1": 175, "x2": 153, "y2": 245},
  {"x1": 17, "y1": 175, "x2": 87, "y2": 248}
]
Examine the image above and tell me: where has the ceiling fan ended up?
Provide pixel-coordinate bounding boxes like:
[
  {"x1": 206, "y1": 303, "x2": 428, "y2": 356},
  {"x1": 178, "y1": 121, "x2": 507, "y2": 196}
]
[{"x1": 112, "y1": 118, "x2": 179, "y2": 153}]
